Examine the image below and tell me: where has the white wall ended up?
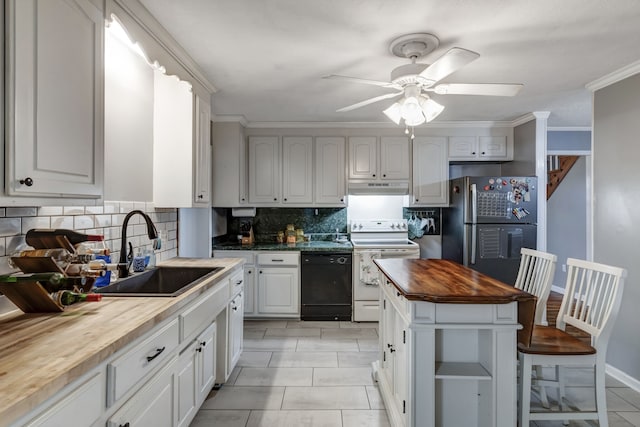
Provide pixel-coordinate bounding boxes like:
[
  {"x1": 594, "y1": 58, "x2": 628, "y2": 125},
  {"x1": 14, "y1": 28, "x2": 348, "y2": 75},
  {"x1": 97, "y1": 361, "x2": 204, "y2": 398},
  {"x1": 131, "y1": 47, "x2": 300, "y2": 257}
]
[{"x1": 593, "y1": 71, "x2": 640, "y2": 384}]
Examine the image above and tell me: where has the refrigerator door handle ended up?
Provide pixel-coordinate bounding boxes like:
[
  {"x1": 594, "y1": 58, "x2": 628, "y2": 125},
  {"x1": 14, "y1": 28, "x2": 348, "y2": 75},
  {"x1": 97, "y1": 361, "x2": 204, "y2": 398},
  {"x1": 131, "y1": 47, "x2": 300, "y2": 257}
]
[
  {"x1": 471, "y1": 183, "x2": 478, "y2": 224},
  {"x1": 471, "y1": 224, "x2": 477, "y2": 264}
]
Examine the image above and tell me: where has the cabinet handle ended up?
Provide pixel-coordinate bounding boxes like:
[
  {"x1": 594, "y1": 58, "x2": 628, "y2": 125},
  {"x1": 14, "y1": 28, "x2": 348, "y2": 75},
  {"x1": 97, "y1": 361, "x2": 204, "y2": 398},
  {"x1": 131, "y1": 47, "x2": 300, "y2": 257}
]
[
  {"x1": 19, "y1": 177, "x2": 33, "y2": 187},
  {"x1": 396, "y1": 291, "x2": 401, "y2": 297},
  {"x1": 146, "y1": 346, "x2": 166, "y2": 362},
  {"x1": 271, "y1": 259, "x2": 284, "y2": 262},
  {"x1": 236, "y1": 280, "x2": 243, "y2": 285},
  {"x1": 119, "y1": 423, "x2": 130, "y2": 427}
]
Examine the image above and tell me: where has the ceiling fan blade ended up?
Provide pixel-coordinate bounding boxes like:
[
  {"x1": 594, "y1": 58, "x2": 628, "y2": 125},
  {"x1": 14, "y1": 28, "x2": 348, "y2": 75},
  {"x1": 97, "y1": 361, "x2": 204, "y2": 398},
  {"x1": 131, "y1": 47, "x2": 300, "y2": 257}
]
[
  {"x1": 336, "y1": 91, "x2": 403, "y2": 112},
  {"x1": 419, "y1": 47, "x2": 480, "y2": 84},
  {"x1": 323, "y1": 74, "x2": 402, "y2": 90},
  {"x1": 433, "y1": 83, "x2": 523, "y2": 96}
]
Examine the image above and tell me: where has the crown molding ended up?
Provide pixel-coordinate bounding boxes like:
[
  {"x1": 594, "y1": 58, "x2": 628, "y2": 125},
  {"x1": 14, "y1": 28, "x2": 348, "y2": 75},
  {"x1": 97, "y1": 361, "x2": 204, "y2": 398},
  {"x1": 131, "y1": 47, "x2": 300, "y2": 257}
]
[
  {"x1": 211, "y1": 114, "x2": 248, "y2": 127},
  {"x1": 239, "y1": 120, "x2": 515, "y2": 129},
  {"x1": 547, "y1": 126, "x2": 591, "y2": 132},
  {"x1": 586, "y1": 59, "x2": 640, "y2": 92},
  {"x1": 511, "y1": 113, "x2": 537, "y2": 127}
]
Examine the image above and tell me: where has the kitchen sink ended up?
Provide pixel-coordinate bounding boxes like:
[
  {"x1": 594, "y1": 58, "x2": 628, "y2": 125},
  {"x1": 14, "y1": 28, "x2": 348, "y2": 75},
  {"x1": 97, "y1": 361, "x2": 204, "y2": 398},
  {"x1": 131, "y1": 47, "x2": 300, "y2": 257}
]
[{"x1": 95, "y1": 266, "x2": 222, "y2": 297}]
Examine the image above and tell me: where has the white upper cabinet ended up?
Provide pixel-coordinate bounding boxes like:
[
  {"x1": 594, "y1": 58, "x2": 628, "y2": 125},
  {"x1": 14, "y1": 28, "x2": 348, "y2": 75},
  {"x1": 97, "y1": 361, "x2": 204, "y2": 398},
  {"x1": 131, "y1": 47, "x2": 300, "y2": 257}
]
[
  {"x1": 282, "y1": 137, "x2": 313, "y2": 204},
  {"x1": 448, "y1": 136, "x2": 510, "y2": 161},
  {"x1": 348, "y1": 137, "x2": 378, "y2": 180},
  {"x1": 411, "y1": 137, "x2": 449, "y2": 206},
  {"x1": 248, "y1": 136, "x2": 313, "y2": 206},
  {"x1": 5, "y1": 0, "x2": 104, "y2": 199},
  {"x1": 380, "y1": 137, "x2": 410, "y2": 180},
  {"x1": 211, "y1": 122, "x2": 247, "y2": 207},
  {"x1": 348, "y1": 136, "x2": 410, "y2": 181},
  {"x1": 153, "y1": 71, "x2": 212, "y2": 208},
  {"x1": 314, "y1": 137, "x2": 346, "y2": 205},
  {"x1": 248, "y1": 136, "x2": 280, "y2": 204}
]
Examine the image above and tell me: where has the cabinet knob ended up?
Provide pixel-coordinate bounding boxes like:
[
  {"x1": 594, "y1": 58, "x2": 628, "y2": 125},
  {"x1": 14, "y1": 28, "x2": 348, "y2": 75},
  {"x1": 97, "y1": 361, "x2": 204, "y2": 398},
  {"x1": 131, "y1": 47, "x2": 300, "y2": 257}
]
[
  {"x1": 383, "y1": 174, "x2": 386, "y2": 178},
  {"x1": 340, "y1": 198, "x2": 344, "y2": 202},
  {"x1": 471, "y1": 152, "x2": 476, "y2": 155},
  {"x1": 389, "y1": 347, "x2": 396, "y2": 353},
  {"x1": 119, "y1": 423, "x2": 130, "y2": 427},
  {"x1": 241, "y1": 198, "x2": 245, "y2": 201},
  {"x1": 19, "y1": 177, "x2": 33, "y2": 187},
  {"x1": 196, "y1": 346, "x2": 202, "y2": 353},
  {"x1": 232, "y1": 306, "x2": 238, "y2": 311},
  {"x1": 372, "y1": 174, "x2": 376, "y2": 177},
  {"x1": 259, "y1": 270, "x2": 262, "y2": 274},
  {"x1": 248, "y1": 270, "x2": 252, "y2": 274},
  {"x1": 481, "y1": 152, "x2": 486, "y2": 155},
  {"x1": 197, "y1": 194, "x2": 203, "y2": 199},
  {"x1": 284, "y1": 198, "x2": 287, "y2": 201},
  {"x1": 273, "y1": 198, "x2": 277, "y2": 201},
  {"x1": 201, "y1": 341, "x2": 207, "y2": 347}
]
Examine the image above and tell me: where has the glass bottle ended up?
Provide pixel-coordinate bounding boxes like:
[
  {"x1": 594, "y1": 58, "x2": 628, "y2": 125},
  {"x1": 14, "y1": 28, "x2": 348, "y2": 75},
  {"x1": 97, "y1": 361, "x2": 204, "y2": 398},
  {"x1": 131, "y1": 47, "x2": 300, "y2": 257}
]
[
  {"x1": 50, "y1": 290, "x2": 102, "y2": 306},
  {"x1": 25, "y1": 229, "x2": 104, "y2": 246},
  {"x1": 9, "y1": 248, "x2": 75, "y2": 269}
]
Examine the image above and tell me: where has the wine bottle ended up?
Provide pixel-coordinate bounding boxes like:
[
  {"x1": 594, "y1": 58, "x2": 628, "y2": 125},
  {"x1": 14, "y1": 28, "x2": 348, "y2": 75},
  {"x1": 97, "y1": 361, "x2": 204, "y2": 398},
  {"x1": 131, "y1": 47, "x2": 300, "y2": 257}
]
[
  {"x1": 64, "y1": 263, "x2": 107, "y2": 277},
  {"x1": 26, "y1": 229, "x2": 104, "y2": 247},
  {"x1": 50, "y1": 290, "x2": 102, "y2": 306},
  {"x1": 0, "y1": 272, "x2": 66, "y2": 284}
]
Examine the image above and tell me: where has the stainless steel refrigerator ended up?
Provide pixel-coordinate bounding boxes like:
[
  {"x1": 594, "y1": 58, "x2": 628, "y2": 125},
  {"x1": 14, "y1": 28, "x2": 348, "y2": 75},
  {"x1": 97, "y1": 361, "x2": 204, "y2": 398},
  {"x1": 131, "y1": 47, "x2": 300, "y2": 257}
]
[{"x1": 442, "y1": 176, "x2": 537, "y2": 285}]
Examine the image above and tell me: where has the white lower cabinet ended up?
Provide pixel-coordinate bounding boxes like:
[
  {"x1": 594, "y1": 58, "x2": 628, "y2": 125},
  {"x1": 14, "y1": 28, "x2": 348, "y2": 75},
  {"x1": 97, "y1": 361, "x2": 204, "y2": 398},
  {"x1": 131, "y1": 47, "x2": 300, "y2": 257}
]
[
  {"x1": 107, "y1": 356, "x2": 177, "y2": 427},
  {"x1": 376, "y1": 278, "x2": 518, "y2": 427},
  {"x1": 257, "y1": 263, "x2": 299, "y2": 316},
  {"x1": 228, "y1": 291, "x2": 244, "y2": 370},
  {"x1": 176, "y1": 321, "x2": 216, "y2": 427}
]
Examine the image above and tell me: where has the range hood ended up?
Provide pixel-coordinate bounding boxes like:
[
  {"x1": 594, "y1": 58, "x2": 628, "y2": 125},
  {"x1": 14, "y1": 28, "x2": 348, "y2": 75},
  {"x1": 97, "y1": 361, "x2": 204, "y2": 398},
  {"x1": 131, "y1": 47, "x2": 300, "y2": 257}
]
[{"x1": 347, "y1": 181, "x2": 410, "y2": 195}]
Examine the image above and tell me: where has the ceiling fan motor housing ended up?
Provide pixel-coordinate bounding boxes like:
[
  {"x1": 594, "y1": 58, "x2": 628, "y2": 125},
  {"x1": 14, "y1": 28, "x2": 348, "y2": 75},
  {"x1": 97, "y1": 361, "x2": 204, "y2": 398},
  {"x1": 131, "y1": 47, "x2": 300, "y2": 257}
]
[{"x1": 390, "y1": 63, "x2": 434, "y2": 87}]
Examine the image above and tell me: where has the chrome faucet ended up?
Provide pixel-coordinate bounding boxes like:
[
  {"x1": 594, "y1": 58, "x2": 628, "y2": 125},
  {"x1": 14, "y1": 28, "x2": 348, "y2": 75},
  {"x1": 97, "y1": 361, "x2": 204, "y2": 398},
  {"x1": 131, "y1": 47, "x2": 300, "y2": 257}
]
[{"x1": 118, "y1": 210, "x2": 160, "y2": 278}]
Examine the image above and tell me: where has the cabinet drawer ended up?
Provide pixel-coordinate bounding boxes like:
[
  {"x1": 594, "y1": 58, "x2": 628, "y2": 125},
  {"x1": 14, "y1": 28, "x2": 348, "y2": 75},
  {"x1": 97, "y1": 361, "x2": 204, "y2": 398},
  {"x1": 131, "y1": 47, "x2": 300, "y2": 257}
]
[
  {"x1": 181, "y1": 280, "x2": 229, "y2": 342},
  {"x1": 27, "y1": 370, "x2": 103, "y2": 427},
  {"x1": 257, "y1": 253, "x2": 299, "y2": 266},
  {"x1": 354, "y1": 300, "x2": 379, "y2": 322},
  {"x1": 107, "y1": 318, "x2": 179, "y2": 406},
  {"x1": 229, "y1": 269, "x2": 244, "y2": 298},
  {"x1": 213, "y1": 250, "x2": 254, "y2": 265}
]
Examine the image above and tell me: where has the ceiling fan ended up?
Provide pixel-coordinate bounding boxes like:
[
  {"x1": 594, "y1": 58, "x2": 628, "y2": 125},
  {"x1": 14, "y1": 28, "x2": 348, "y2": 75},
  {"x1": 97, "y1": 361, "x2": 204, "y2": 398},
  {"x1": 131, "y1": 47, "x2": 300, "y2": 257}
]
[{"x1": 323, "y1": 33, "x2": 523, "y2": 127}]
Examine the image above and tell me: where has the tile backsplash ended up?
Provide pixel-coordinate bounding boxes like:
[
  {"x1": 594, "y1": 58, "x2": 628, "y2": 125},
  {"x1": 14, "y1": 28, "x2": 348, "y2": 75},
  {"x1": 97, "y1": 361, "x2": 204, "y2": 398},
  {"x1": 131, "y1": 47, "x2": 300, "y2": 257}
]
[
  {"x1": 0, "y1": 201, "x2": 178, "y2": 276},
  {"x1": 224, "y1": 207, "x2": 348, "y2": 243}
]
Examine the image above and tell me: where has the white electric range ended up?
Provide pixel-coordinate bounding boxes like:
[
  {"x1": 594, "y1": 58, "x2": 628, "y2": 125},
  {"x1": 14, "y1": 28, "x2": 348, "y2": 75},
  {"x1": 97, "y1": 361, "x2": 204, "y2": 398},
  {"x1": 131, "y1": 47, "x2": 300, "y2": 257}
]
[{"x1": 350, "y1": 219, "x2": 420, "y2": 321}]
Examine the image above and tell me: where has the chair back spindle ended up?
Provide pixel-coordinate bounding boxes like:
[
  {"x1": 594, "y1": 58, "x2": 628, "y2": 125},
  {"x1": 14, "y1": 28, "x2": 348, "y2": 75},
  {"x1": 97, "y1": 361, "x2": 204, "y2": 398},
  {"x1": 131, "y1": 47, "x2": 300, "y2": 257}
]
[{"x1": 514, "y1": 248, "x2": 557, "y2": 324}]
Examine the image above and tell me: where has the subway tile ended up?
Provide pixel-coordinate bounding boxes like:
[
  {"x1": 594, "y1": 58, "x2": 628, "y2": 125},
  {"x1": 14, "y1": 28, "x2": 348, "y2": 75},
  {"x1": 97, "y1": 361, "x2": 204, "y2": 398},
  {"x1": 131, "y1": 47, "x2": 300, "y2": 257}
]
[
  {"x1": 145, "y1": 202, "x2": 156, "y2": 211},
  {"x1": 93, "y1": 215, "x2": 112, "y2": 227},
  {"x1": 119, "y1": 202, "x2": 134, "y2": 213},
  {"x1": 134, "y1": 202, "x2": 146, "y2": 211},
  {"x1": 73, "y1": 215, "x2": 95, "y2": 230},
  {"x1": 103, "y1": 202, "x2": 118, "y2": 214},
  {"x1": 0, "y1": 208, "x2": 5, "y2": 217},
  {"x1": 63, "y1": 206, "x2": 85, "y2": 215},
  {"x1": 5, "y1": 207, "x2": 37, "y2": 217},
  {"x1": 85, "y1": 206, "x2": 104, "y2": 214},
  {"x1": 111, "y1": 214, "x2": 126, "y2": 227},
  {"x1": 133, "y1": 224, "x2": 147, "y2": 236},
  {"x1": 37, "y1": 206, "x2": 63, "y2": 216},
  {"x1": 0, "y1": 218, "x2": 22, "y2": 237},
  {"x1": 50, "y1": 216, "x2": 74, "y2": 229},
  {"x1": 6, "y1": 236, "x2": 26, "y2": 253},
  {"x1": 21, "y1": 217, "x2": 50, "y2": 233}
]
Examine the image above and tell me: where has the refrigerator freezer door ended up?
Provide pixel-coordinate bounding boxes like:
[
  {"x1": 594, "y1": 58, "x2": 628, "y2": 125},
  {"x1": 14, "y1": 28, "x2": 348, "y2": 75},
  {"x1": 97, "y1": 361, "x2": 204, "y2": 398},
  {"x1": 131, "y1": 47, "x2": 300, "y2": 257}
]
[
  {"x1": 464, "y1": 224, "x2": 537, "y2": 284},
  {"x1": 468, "y1": 176, "x2": 537, "y2": 224}
]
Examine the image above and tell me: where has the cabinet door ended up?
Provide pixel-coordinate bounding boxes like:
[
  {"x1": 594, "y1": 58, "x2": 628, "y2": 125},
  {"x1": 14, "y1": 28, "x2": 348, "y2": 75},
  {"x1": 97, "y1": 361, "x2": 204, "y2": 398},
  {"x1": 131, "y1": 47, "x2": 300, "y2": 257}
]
[
  {"x1": 393, "y1": 311, "x2": 408, "y2": 416},
  {"x1": 228, "y1": 292, "x2": 244, "y2": 371},
  {"x1": 282, "y1": 137, "x2": 313, "y2": 204},
  {"x1": 258, "y1": 267, "x2": 299, "y2": 314},
  {"x1": 381, "y1": 295, "x2": 396, "y2": 387},
  {"x1": 248, "y1": 136, "x2": 280, "y2": 204},
  {"x1": 448, "y1": 136, "x2": 478, "y2": 160},
  {"x1": 107, "y1": 357, "x2": 176, "y2": 427},
  {"x1": 176, "y1": 342, "x2": 198, "y2": 427},
  {"x1": 412, "y1": 137, "x2": 449, "y2": 206},
  {"x1": 6, "y1": 0, "x2": 103, "y2": 198},
  {"x1": 315, "y1": 137, "x2": 346, "y2": 205},
  {"x1": 194, "y1": 95, "x2": 211, "y2": 205},
  {"x1": 380, "y1": 137, "x2": 410, "y2": 180},
  {"x1": 197, "y1": 322, "x2": 216, "y2": 405},
  {"x1": 348, "y1": 137, "x2": 378, "y2": 179},
  {"x1": 244, "y1": 266, "x2": 256, "y2": 315},
  {"x1": 211, "y1": 122, "x2": 247, "y2": 206},
  {"x1": 478, "y1": 136, "x2": 508, "y2": 159}
]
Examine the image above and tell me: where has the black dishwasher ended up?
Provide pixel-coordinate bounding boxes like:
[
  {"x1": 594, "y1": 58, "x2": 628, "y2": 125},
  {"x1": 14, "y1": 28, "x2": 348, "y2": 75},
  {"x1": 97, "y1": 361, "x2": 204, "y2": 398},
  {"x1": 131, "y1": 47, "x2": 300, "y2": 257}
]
[{"x1": 301, "y1": 252, "x2": 352, "y2": 321}]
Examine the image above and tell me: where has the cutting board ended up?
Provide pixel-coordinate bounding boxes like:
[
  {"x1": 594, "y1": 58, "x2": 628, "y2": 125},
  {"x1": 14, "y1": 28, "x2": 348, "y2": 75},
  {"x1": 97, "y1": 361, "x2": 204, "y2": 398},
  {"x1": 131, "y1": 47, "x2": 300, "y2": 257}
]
[{"x1": 0, "y1": 281, "x2": 64, "y2": 312}]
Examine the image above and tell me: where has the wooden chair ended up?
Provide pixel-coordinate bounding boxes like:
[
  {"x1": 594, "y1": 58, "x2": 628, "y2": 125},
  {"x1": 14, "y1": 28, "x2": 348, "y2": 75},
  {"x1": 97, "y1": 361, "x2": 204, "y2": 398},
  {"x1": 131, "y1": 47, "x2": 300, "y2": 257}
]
[
  {"x1": 514, "y1": 248, "x2": 557, "y2": 325},
  {"x1": 517, "y1": 258, "x2": 626, "y2": 427}
]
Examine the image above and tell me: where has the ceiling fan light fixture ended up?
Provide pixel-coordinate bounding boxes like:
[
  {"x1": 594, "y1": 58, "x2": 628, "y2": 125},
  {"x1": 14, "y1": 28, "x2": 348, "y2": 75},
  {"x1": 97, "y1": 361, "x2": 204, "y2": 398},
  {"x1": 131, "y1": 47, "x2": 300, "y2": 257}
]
[
  {"x1": 383, "y1": 102, "x2": 402, "y2": 125},
  {"x1": 419, "y1": 96, "x2": 445, "y2": 122}
]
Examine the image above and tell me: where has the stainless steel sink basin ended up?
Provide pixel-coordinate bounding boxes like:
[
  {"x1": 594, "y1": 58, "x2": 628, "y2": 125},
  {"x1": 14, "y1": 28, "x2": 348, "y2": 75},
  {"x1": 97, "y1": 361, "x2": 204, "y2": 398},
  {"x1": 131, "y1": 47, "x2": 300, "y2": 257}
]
[{"x1": 96, "y1": 266, "x2": 222, "y2": 297}]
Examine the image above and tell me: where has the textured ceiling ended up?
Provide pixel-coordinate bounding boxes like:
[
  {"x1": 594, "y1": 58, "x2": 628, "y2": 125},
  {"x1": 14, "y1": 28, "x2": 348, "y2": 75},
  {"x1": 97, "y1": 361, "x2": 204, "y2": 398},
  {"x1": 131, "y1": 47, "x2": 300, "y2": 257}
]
[{"x1": 139, "y1": 0, "x2": 640, "y2": 127}]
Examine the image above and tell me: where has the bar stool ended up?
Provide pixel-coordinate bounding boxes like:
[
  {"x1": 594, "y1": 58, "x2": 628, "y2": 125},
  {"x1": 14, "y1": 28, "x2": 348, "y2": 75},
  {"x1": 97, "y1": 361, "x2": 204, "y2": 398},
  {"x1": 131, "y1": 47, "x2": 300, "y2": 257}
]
[
  {"x1": 517, "y1": 258, "x2": 626, "y2": 427},
  {"x1": 514, "y1": 248, "x2": 557, "y2": 325}
]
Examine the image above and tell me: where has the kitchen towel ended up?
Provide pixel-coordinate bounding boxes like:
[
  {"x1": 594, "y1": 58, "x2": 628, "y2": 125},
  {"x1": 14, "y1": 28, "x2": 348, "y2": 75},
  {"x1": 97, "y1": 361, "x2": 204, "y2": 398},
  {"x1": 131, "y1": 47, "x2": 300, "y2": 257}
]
[{"x1": 359, "y1": 251, "x2": 381, "y2": 286}]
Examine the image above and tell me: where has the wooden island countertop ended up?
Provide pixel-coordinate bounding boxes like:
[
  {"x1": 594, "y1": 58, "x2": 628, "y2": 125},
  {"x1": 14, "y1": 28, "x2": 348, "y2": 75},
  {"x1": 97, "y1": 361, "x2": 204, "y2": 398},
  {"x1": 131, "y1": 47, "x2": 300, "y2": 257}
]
[
  {"x1": 0, "y1": 257, "x2": 244, "y2": 427},
  {"x1": 374, "y1": 258, "x2": 534, "y2": 304},
  {"x1": 374, "y1": 258, "x2": 536, "y2": 346}
]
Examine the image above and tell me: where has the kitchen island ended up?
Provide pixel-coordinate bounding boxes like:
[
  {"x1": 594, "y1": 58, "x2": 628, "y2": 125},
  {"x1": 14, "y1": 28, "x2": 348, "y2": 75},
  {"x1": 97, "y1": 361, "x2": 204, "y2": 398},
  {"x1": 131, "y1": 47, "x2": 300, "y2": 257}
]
[
  {"x1": 0, "y1": 257, "x2": 244, "y2": 427},
  {"x1": 373, "y1": 258, "x2": 535, "y2": 427}
]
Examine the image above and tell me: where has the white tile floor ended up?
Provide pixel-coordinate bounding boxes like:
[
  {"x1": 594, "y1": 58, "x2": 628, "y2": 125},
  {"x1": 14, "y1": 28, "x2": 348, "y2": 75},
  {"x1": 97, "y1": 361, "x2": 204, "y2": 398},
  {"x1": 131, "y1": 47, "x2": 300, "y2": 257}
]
[{"x1": 191, "y1": 320, "x2": 640, "y2": 427}]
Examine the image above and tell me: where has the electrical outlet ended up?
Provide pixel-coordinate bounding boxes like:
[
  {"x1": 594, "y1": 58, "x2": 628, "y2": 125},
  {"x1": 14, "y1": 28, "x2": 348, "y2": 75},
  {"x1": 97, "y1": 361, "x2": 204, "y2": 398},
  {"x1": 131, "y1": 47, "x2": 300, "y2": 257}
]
[{"x1": 562, "y1": 264, "x2": 567, "y2": 272}]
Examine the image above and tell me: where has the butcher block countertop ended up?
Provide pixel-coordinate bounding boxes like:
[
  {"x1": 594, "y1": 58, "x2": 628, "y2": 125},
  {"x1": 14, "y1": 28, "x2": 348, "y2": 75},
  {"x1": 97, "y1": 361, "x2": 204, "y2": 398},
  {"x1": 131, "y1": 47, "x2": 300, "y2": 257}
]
[
  {"x1": 374, "y1": 258, "x2": 534, "y2": 303},
  {"x1": 0, "y1": 257, "x2": 243, "y2": 427},
  {"x1": 374, "y1": 258, "x2": 536, "y2": 346}
]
